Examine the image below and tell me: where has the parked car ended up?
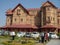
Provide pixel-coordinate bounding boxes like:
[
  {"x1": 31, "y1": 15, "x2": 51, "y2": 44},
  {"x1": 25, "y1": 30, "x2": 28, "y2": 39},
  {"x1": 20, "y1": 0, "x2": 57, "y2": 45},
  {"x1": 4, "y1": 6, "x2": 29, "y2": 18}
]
[
  {"x1": 0, "y1": 30, "x2": 5, "y2": 36},
  {"x1": 0, "y1": 31, "x2": 2, "y2": 35},
  {"x1": 25, "y1": 32, "x2": 31, "y2": 37},
  {"x1": 17, "y1": 32, "x2": 26, "y2": 37},
  {"x1": 4, "y1": 31, "x2": 9, "y2": 35},
  {"x1": 49, "y1": 32, "x2": 59, "y2": 38},
  {"x1": 31, "y1": 32, "x2": 40, "y2": 38}
]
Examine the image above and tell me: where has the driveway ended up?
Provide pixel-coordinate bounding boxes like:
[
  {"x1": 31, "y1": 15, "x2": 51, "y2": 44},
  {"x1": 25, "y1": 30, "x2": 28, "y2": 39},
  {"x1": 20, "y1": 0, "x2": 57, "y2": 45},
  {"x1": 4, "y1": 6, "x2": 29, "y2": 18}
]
[{"x1": 46, "y1": 39, "x2": 60, "y2": 45}]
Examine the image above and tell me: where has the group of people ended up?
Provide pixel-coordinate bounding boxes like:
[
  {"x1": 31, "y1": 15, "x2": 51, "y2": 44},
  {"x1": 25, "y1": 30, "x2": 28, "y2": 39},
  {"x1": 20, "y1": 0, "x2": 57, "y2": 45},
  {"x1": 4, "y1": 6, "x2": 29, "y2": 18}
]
[
  {"x1": 40, "y1": 32, "x2": 51, "y2": 43},
  {"x1": 9, "y1": 31, "x2": 51, "y2": 42}
]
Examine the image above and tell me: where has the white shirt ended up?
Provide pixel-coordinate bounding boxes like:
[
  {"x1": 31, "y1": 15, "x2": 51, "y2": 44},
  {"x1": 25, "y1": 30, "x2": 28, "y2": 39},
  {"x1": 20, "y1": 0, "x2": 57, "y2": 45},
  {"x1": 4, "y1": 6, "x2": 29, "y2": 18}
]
[{"x1": 10, "y1": 31, "x2": 15, "y2": 36}]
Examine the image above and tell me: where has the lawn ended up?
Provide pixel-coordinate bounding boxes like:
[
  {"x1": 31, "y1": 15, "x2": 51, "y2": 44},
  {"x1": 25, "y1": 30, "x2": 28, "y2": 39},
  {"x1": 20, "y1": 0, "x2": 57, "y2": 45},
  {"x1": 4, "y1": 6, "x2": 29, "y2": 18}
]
[{"x1": 0, "y1": 36, "x2": 37, "y2": 45}]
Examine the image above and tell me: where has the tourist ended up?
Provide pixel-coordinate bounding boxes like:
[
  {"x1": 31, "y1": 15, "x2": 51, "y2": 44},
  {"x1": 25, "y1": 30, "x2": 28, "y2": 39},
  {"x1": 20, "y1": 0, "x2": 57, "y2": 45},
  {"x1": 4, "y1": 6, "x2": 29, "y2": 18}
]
[
  {"x1": 44, "y1": 32, "x2": 48, "y2": 42},
  {"x1": 40, "y1": 32, "x2": 45, "y2": 43},
  {"x1": 9, "y1": 31, "x2": 16, "y2": 40}
]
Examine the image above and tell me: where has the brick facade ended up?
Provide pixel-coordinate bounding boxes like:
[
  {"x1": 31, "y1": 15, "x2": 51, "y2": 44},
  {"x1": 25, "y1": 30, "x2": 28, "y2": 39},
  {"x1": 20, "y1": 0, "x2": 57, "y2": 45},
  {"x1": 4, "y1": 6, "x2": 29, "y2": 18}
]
[{"x1": 4, "y1": 1, "x2": 60, "y2": 32}]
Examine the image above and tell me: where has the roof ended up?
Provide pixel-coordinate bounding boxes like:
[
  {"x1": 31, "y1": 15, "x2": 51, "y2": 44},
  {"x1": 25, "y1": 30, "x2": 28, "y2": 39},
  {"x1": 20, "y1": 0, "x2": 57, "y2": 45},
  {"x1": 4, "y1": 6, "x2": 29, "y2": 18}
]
[
  {"x1": 6, "y1": 9, "x2": 13, "y2": 15},
  {"x1": 58, "y1": 9, "x2": 60, "y2": 13},
  {"x1": 6, "y1": 8, "x2": 40, "y2": 15},
  {"x1": 27, "y1": 8, "x2": 40, "y2": 11},
  {"x1": 12, "y1": 4, "x2": 28, "y2": 13},
  {"x1": 0, "y1": 24, "x2": 38, "y2": 29},
  {"x1": 41, "y1": 1, "x2": 57, "y2": 8},
  {"x1": 6, "y1": 1, "x2": 59, "y2": 15},
  {"x1": 27, "y1": 8, "x2": 40, "y2": 16},
  {"x1": 41, "y1": 24, "x2": 57, "y2": 29},
  {"x1": 6, "y1": 3, "x2": 29, "y2": 15}
]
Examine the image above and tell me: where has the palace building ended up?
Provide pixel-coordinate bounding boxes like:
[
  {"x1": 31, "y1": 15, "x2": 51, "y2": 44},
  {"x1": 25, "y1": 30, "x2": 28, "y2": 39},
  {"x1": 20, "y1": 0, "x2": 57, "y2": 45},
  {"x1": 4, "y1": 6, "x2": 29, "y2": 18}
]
[{"x1": 0, "y1": 1, "x2": 60, "y2": 33}]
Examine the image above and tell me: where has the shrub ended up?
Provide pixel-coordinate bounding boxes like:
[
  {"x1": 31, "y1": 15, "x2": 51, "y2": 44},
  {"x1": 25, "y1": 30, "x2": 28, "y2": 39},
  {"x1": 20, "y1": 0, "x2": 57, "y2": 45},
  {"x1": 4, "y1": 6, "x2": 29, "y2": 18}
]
[
  {"x1": 57, "y1": 33, "x2": 60, "y2": 39},
  {"x1": 57, "y1": 33, "x2": 60, "y2": 36}
]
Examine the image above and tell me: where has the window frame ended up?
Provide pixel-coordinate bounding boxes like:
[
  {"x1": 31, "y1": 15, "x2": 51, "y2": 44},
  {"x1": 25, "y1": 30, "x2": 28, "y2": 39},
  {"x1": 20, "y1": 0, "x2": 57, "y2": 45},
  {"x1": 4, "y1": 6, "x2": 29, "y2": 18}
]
[{"x1": 17, "y1": 9, "x2": 21, "y2": 15}]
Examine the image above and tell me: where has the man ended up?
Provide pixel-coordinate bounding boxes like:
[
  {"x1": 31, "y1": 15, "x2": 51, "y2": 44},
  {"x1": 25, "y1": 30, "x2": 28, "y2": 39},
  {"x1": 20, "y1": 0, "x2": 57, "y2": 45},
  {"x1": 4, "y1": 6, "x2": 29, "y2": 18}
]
[
  {"x1": 10, "y1": 31, "x2": 15, "y2": 40},
  {"x1": 40, "y1": 32, "x2": 45, "y2": 43}
]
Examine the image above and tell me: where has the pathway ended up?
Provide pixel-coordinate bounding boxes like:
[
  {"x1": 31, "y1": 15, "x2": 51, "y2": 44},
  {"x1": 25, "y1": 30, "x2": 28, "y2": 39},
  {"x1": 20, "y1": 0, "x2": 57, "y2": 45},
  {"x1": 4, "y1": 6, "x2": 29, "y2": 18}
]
[{"x1": 46, "y1": 39, "x2": 60, "y2": 45}]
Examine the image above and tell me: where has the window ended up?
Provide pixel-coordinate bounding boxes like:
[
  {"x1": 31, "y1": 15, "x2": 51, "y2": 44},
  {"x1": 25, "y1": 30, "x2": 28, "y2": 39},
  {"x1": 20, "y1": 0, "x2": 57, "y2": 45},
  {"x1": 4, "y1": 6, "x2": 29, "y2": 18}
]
[
  {"x1": 53, "y1": 18, "x2": 55, "y2": 21},
  {"x1": 48, "y1": 8, "x2": 50, "y2": 10},
  {"x1": 47, "y1": 7, "x2": 50, "y2": 11},
  {"x1": 30, "y1": 19, "x2": 32, "y2": 21},
  {"x1": 21, "y1": 19, "x2": 23, "y2": 22},
  {"x1": 17, "y1": 9, "x2": 20, "y2": 15},
  {"x1": 15, "y1": 18, "x2": 16, "y2": 21},
  {"x1": 58, "y1": 19, "x2": 60, "y2": 24},
  {"x1": 7, "y1": 19, "x2": 9, "y2": 22},
  {"x1": 17, "y1": 9, "x2": 20, "y2": 12},
  {"x1": 47, "y1": 17, "x2": 51, "y2": 23}
]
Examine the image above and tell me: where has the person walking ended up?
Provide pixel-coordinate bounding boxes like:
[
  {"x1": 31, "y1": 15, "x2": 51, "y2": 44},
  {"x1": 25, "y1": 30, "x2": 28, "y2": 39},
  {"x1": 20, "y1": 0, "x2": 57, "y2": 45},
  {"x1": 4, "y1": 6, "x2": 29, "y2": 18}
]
[
  {"x1": 10, "y1": 31, "x2": 16, "y2": 40},
  {"x1": 40, "y1": 32, "x2": 45, "y2": 43},
  {"x1": 45, "y1": 32, "x2": 48, "y2": 42}
]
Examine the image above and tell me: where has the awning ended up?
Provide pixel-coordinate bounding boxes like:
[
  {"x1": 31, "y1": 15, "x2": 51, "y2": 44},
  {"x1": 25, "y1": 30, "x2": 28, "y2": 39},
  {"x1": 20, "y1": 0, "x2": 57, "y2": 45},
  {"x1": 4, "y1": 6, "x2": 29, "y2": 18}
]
[
  {"x1": 40, "y1": 24, "x2": 57, "y2": 29},
  {"x1": 0, "y1": 24, "x2": 38, "y2": 29}
]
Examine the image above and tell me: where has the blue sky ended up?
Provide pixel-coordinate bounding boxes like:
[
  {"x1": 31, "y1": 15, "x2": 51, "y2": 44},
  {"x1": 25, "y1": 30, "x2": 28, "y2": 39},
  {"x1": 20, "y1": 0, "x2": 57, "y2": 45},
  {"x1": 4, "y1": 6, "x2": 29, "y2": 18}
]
[{"x1": 0, "y1": 0, "x2": 60, "y2": 26}]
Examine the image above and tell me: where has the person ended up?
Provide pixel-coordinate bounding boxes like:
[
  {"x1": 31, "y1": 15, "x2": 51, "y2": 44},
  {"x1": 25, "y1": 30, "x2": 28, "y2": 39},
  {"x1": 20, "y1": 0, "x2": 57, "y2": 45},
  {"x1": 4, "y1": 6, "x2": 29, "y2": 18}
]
[
  {"x1": 44, "y1": 32, "x2": 48, "y2": 42},
  {"x1": 47, "y1": 33, "x2": 50, "y2": 41},
  {"x1": 49, "y1": 33, "x2": 51, "y2": 40},
  {"x1": 9, "y1": 31, "x2": 16, "y2": 40},
  {"x1": 40, "y1": 32, "x2": 45, "y2": 43}
]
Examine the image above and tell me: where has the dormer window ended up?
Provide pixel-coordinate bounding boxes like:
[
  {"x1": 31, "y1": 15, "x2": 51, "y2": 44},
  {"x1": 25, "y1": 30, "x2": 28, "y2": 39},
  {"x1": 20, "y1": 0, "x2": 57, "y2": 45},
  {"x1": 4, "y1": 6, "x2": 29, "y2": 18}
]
[
  {"x1": 48, "y1": 8, "x2": 50, "y2": 10},
  {"x1": 17, "y1": 9, "x2": 20, "y2": 15},
  {"x1": 47, "y1": 7, "x2": 50, "y2": 11}
]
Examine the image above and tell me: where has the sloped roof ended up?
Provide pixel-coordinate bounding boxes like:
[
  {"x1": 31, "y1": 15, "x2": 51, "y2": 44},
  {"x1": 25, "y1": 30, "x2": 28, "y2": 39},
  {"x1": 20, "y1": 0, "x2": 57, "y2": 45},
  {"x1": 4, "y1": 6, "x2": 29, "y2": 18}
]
[
  {"x1": 6, "y1": 9, "x2": 13, "y2": 15},
  {"x1": 41, "y1": 1, "x2": 57, "y2": 8},
  {"x1": 6, "y1": 1, "x2": 59, "y2": 15},
  {"x1": 6, "y1": 3, "x2": 29, "y2": 15},
  {"x1": 27, "y1": 8, "x2": 40, "y2": 11},
  {"x1": 0, "y1": 24, "x2": 38, "y2": 29},
  {"x1": 12, "y1": 4, "x2": 28, "y2": 14}
]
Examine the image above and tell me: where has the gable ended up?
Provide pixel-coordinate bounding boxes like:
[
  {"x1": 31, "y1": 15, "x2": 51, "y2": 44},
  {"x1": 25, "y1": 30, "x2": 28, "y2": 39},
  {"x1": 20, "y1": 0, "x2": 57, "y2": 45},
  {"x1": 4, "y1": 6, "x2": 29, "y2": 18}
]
[
  {"x1": 41, "y1": 1, "x2": 57, "y2": 8},
  {"x1": 43, "y1": 2, "x2": 52, "y2": 6},
  {"x1": 12, "y1": 4, "x2": 28, "y2": 14}
]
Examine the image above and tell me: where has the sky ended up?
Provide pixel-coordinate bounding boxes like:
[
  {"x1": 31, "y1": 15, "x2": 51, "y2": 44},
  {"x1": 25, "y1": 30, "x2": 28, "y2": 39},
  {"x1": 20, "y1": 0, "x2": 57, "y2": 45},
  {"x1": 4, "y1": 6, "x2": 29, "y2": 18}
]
[{"x1": 0, "y1": 0, "x2": 60, "y2": 27}]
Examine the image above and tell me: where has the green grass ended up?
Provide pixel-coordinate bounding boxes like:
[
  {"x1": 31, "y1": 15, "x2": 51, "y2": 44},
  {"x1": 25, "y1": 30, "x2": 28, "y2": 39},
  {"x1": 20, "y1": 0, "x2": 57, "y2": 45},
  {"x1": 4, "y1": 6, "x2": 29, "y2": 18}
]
[{"x1": 0, "y1": 36, "x2": 36, "y2": 45}]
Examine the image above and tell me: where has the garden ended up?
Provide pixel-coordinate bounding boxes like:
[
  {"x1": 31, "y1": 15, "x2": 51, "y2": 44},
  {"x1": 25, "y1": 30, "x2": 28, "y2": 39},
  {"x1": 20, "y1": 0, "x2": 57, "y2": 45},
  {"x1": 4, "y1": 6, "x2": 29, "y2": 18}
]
[{"x1": 0, "y1": 36, "x2": 39, "y2": 45}]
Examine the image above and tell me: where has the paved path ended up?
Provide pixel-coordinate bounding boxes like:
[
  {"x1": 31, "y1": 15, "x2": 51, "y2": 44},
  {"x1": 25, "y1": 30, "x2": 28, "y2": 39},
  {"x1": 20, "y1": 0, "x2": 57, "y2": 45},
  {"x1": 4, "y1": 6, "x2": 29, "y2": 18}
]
[
  {"x1": 46, "y1": 39, "x2": 60, "y2": 45},
  {"x1": 35, "y1": 43, "x2": 45, "y2": 45}
]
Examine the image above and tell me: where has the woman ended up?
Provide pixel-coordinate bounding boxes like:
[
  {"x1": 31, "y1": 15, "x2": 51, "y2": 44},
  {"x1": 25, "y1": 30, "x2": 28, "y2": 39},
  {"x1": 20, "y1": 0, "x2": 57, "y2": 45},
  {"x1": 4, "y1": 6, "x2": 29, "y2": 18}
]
[{"x1": 45, "y1": 32, "x2": 48, "y2": 42}]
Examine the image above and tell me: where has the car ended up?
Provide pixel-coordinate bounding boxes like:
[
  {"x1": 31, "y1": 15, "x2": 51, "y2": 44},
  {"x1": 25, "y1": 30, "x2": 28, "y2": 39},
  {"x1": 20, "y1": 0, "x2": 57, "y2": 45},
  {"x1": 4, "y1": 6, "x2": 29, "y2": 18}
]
[
  {"x1": 25, "y1": 32, "x2": 31, "y2": 37},
  {"x1": 4, "y1": 31, "x2": 9, "y2": 35},
  {"x1": 49, "y1": 32, "x2": 59, "y2": 39},
  {"x1": 17, "y1": 32, "x2": 26, "y2": 37},
  {"x1": 0, "y1": 30, "x2": 5, "y2": 36},
  {"x1": 31, "y1": 32, "x2": 40, "y2": 38}
]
